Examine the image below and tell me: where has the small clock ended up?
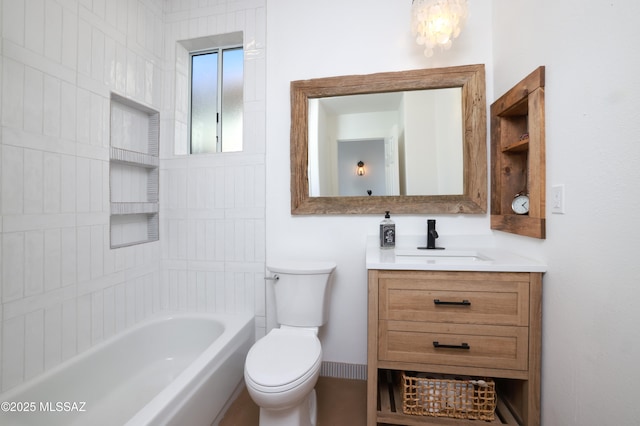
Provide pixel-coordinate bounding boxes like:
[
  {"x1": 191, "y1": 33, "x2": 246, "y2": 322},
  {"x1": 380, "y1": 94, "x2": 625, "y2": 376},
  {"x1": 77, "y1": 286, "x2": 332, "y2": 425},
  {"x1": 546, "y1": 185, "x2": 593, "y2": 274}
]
[{"x1": 511, "y1": 193, "x2": 530, "y2": 215}]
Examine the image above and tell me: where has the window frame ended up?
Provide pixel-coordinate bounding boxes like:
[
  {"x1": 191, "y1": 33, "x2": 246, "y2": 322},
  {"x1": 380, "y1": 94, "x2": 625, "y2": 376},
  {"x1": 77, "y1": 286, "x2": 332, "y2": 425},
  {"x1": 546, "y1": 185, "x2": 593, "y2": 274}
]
[{"x1": 188, "y1": 43, "x2": 243, "y2": 154}]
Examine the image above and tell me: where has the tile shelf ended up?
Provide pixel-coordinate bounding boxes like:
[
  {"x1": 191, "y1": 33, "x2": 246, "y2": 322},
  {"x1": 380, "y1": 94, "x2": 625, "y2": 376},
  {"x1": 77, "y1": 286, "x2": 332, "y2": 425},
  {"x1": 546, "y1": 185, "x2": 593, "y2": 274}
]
[
  {"x1": 110, "y1": 147, "x2": 159, "y2": 168},
  {"x1": 110, "y1": 202, "x2": 159, "y2": 215},
  {"x1": 109, "y1": 94, "x2": 159, "y2": 249}
]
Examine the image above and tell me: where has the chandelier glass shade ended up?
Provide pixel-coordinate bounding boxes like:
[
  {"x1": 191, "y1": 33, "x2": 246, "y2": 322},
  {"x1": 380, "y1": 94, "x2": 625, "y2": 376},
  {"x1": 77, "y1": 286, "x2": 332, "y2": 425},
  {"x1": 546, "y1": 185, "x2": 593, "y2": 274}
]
[{"x1": 410, "y1": 0, "x2": 468, "y2": 57}]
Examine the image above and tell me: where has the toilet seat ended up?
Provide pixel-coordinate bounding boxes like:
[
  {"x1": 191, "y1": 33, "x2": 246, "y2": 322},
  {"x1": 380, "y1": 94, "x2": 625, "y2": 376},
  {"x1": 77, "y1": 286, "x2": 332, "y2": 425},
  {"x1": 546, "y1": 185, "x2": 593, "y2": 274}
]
[{"x1": 245, "y1": 328, "x2": 322, "y2": 394}]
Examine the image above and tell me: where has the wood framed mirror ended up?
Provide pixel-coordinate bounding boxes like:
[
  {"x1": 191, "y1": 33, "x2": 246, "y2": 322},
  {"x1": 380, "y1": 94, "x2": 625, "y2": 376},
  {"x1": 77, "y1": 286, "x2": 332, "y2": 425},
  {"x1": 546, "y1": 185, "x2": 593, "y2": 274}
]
[{"x1": 290, "y1": 64, "x2": 487, "y2": 215}]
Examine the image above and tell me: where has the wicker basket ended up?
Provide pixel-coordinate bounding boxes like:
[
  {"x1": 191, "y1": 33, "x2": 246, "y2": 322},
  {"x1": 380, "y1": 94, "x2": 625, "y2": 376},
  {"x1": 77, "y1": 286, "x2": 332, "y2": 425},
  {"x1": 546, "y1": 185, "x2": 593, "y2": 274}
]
[{"x1": 401, "y1": 372, "x2": 496, "y2": 421}]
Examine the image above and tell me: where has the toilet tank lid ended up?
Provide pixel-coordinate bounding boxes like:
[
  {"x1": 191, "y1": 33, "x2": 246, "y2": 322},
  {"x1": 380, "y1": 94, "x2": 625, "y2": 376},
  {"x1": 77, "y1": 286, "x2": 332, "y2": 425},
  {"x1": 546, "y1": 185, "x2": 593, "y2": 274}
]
[{"x1": 267, "y1": 261, "x2": 336, "y2": 274}]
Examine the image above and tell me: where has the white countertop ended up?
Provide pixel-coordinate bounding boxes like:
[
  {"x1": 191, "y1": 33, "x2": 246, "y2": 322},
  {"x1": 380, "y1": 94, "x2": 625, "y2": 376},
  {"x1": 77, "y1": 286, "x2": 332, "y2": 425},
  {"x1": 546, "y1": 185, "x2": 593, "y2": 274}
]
[{"x1": 366, "y1": 236, "x2": 547, "y2": 273}]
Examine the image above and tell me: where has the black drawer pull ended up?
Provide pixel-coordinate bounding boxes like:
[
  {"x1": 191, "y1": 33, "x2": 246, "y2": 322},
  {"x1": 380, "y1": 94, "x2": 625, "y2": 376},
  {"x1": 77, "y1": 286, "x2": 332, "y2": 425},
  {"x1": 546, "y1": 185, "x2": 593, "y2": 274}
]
[
  {"x1": 433, "y1": 341, "x2": 470, "y2": 350},
  {"x1": 433, "y1": 299, "x2": 471, "y2": 306}
]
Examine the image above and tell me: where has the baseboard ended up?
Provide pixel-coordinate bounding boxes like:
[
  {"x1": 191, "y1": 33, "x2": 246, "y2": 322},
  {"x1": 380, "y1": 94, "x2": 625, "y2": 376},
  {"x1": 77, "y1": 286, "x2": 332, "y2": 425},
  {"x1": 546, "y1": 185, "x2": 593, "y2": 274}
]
[{"x1": 320, "y1": 361, "x2": 367, "y2": 381}]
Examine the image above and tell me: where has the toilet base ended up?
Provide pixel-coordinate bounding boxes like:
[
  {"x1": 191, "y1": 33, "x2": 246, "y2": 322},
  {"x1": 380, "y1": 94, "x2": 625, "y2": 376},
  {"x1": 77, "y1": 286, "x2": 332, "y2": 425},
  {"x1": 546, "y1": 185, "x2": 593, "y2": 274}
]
[{"x1": 258, "y1": 389, "x2": 317, "y2": 426}]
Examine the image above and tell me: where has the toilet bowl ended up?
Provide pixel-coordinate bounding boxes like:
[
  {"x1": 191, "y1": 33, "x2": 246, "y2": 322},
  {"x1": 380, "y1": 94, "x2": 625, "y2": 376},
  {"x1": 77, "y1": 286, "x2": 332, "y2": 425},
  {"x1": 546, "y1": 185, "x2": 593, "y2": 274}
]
[
  {"x1": 244, "y1": 260, "x2": 336, "y2": 426},
  {"x1": 244, "y1": 328, "x2": 322, "y2": 426}
]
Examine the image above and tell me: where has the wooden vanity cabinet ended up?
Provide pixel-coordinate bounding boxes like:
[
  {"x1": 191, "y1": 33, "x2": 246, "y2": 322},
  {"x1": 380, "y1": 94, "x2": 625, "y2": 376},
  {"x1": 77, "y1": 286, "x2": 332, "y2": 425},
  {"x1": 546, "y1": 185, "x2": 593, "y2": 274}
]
[{"x1": 367, "y1": 270, "x2": 542, "y2": 426}]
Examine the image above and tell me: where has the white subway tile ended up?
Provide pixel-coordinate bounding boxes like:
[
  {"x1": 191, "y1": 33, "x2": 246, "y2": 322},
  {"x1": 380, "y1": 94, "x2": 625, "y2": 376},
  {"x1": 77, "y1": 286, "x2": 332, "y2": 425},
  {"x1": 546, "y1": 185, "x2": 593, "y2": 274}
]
[
  {"x1": 76, "y1": 88, "x2": 91, "y2": 145},
  {"x1": 24, "y1": 309, "x2": 44, "y2": 380},
  {"x1": 104, "y1": 36, "x2": 116, "y2": 87},
  {"x1": 186, "y1": 271, "x2": 197, "y2": 310},
  {"x1": 116, "y1": 0, "x2": 128, "y2": 33},
  {"x1": 136, "y1": 2, "x2": 146, "y2": 51},
  {"x1": 44, "y1": 304, "x2": 62, "y2": 369},
  {"x1": 205, "y1": 271, "x2": 216, "y2": 311},
  {"x1": 91, "y1": 291, "x2": 104, "y2": 344},
  {"x1": 24, "y1": 149, "x2": 44, "y2": 214},
  {"x1": 1, "y1": 145, "x2": 24, "y2": 215},
  {"x1": 76, "y1": 294, "x2": 91, "y2": 352},
  {"x1": 91, "y1": 224, "x2": 104, "y2": 279},
  {"x1": 125, "y1": 280, "x2": 135, "y2": 326},
  {"x1": 115, "y1": 42, "x2": 127, "y2": 93},
  {"x1": 91, "y1": 28, "x2": 105, "y2": 83},
  {"x1": 126, "y1": 50, "x2": 137, "y2": 98},
  {"x1": 196, "y1": 271, "x2": 206, "y2": 311},
  {"x1": 60, "y1": 227, "x2": 77, "y2": 286},
  {"x1": 44, "y1": 228, "x2": 62, "y2": 291},
  {"x1": 93, "y1": 0, "x2": 106, "y2": 20},
  {"x1": 76, "y1": 157, "x2": 91, "y2": 212},
  {"x1": 114, "y1": 283, "x2": 126, "y2": 332},
  {"x1": 254, "y1": 272, "x2": 265, "y2": 316},
  {"x1": 2, "y1": 316, "x2": 25, "y2": 391},
  {"x1": 43, "y1": 152, "x2": 61, "y2": 213},
  {"x1": 105, "y1": 0, "x2": 117, "y2": 28},
  {"x1": 60, "y1": 154, "x2": 76, "y2": 213},
  {"x1": 77, "y1": 19, "x2": 92, "y2": 76},
  {"x1": 103, "y1": 286, "x2": 115, "y2": 339},
  {"x1": 43, "y1": 76, "x2": 62, "y2": 138},
  {"x1": 44, "y1": 0, "x2": 63, "y2": 63},
  {"x1": 24, "y1": 230, "x2": 44, "y2": 297},
  {"x1": 2, "y1": 232, "x2": 24, "y2": 302},
  {"x1": 2, "y1": 0, "x2": 25, "y2": 46},
  {"x1": 25, "y1": 0, "x2": 45, "y2": 54},
  {"x1": 90, "y1": 159, "x2": 103, "y2": 212},
  {"x1": 144, "y1": 60, "x2": 154, "y2": 106},
  {"x1": 61, "y1": 298, "x2": 77, "y2": 361},
  {"x1": 61, "y1": 8, "x2": 78, "y2": 70},
  {"x1": 60, "y1": 81, "x2": 77, "y2": 142},
  {"x1": 144, "y1": 274, "x2": 154, "y2": 317},
  {"x1": 135, "y1": 276, "x2": 145, "y2": 321},
  {"x1": 23, "y1": 67, "x2": 44, "y2": 134},
  {"x1": 2, "y1": 58, "x2": 24, "y2": 129},
  {"x1": 135, "y1": 56, "x2": 145, "y2": 101},
  {"x1": 90, "y1": 94, "x2": 103, "y2": 148},
  {"x1": 215, "y1": 271, "x2": 225, "y2": 311},
  {"x1": 77, "y1": 226, "x2": 91, "y2": 283}
]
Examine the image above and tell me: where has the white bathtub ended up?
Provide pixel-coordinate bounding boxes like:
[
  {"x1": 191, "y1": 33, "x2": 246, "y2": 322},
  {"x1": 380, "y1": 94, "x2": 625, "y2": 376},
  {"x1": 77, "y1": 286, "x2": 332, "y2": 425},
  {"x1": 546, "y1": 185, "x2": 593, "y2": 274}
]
[{"x1": 0, "y1": 312, "x2": 254, "y2": 426}]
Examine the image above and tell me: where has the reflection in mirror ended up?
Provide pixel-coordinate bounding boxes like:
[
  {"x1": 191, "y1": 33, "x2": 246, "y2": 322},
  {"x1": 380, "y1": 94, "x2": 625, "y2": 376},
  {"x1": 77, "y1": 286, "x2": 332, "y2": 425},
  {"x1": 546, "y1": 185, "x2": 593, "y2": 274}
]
[
  {"x1": 308, "y1": 89, "x2": 463, "y2": 197},
  {"x1": 290, "y1": 64, "x2": 487, "y2": 215}
]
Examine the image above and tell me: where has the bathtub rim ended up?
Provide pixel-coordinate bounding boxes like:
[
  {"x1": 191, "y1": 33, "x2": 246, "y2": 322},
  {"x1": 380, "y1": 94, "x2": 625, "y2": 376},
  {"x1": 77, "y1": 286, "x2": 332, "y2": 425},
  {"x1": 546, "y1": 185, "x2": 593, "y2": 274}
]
[
  {"x1": 126, "y1": 310, "x2": 255, "y2": 425},
  {"x1": 0, "y1": 311, "x2": 255, "y2": 405}
]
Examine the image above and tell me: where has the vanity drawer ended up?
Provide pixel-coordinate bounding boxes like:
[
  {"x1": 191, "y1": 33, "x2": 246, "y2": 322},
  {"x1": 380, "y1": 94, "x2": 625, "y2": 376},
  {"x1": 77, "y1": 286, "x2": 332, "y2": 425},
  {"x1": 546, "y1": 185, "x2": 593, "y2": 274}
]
[
  {"x1": 379, "y1": 271, "x2": 530, "y2": 326},
  {"x1": 379, "y1": 320, "x2": 529, "y2": 371}
]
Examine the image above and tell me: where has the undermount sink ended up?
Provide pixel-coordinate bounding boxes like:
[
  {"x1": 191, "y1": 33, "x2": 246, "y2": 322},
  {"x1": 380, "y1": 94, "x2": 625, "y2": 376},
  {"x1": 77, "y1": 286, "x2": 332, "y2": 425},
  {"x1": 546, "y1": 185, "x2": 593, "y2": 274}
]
[{"x1": 393, "y1": 249, "x2": 493, "y2": 264}]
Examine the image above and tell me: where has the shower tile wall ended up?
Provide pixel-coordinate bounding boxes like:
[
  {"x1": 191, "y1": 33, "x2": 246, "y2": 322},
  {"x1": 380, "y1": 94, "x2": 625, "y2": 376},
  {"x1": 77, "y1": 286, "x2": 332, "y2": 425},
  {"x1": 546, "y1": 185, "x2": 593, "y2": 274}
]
[
  {"x1": 160, "y1": 0, "x2": 267, "y2": 335},
  {"x1": 0, "y1": 0, "x2": 266, "y2": 393}
]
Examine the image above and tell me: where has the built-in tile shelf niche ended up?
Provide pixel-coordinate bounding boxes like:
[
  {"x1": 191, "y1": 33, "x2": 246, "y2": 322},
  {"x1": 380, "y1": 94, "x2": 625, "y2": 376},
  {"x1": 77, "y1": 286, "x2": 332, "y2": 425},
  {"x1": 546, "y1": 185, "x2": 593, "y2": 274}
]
[{"x1": 110, "y1": 93, "x2": 159, "y2": 249}]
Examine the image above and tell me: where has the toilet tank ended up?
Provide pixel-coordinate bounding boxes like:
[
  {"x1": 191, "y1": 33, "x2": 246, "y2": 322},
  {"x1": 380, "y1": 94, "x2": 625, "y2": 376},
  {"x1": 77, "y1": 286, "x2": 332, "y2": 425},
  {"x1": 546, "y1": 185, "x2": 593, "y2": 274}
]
[{"x1": 267, "y1": 261, "x2": 336, "y2": 327}]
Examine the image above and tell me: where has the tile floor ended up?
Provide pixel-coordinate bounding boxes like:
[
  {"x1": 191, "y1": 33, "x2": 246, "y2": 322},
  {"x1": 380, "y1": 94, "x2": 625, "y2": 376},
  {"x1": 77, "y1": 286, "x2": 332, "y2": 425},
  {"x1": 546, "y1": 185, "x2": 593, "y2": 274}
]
[{"x1": 219, "y1": 377, "x2": 367, "y2": 426}]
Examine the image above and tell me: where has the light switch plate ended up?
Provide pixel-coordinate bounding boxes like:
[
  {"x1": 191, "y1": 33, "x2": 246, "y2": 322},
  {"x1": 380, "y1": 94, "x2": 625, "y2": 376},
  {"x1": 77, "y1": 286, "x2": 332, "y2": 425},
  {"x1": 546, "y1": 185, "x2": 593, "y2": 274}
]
[{"x1": 551, "y1": 184, "x2": 565, "y2": 214}]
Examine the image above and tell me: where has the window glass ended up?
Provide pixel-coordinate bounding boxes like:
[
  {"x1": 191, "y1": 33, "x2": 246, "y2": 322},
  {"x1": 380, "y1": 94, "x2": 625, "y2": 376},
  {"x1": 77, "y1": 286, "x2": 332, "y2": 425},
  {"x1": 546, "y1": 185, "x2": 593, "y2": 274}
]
[
  {"x1": 221, "y1": 48, "x2": 243, "y2": 152},
  {"x1": 190, "y1": 46, "x2": 243, "y2": 154},
  {"x1": 190, "y1": 52, "x2": 218, "y2": 154}
]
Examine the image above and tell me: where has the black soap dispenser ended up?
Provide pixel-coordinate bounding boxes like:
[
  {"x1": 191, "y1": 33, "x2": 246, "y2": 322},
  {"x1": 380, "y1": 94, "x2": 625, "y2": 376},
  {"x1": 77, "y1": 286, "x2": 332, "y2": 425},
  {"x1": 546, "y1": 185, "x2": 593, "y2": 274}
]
[{"x1": 379, "y1": 211, "x2": 396, "y2": 249}]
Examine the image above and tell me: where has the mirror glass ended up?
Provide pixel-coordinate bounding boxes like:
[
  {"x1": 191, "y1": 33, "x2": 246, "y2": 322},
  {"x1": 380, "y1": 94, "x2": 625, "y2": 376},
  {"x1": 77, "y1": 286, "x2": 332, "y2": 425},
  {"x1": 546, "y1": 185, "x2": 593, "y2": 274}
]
[
  {"x1": 290, "y1": 64, "x2": 487, "y2": 215},
  {"x1": 308, "y1": 88, "x2": 463, "y2": 197}
]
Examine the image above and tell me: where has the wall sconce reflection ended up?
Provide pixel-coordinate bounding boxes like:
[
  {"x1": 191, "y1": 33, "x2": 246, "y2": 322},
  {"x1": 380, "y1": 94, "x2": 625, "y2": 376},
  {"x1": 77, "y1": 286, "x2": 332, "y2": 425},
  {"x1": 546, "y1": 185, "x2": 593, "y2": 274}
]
[{"x1": 357, "y1": 161, "x2": 365, "y2": 176}]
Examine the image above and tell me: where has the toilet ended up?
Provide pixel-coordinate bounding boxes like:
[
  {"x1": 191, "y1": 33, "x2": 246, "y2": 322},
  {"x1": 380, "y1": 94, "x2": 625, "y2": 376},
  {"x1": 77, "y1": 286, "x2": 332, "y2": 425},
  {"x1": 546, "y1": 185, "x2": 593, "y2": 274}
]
[{"x1": 244, "y1": 260, "x2": 336, "y2": 426}]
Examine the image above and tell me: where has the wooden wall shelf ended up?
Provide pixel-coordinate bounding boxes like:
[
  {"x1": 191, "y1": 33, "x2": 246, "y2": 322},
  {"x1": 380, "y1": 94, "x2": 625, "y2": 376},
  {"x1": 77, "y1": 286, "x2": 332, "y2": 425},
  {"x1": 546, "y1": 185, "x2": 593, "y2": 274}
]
[{"x1": 491, "y1": 67, "x2": 546, "y2": 239}]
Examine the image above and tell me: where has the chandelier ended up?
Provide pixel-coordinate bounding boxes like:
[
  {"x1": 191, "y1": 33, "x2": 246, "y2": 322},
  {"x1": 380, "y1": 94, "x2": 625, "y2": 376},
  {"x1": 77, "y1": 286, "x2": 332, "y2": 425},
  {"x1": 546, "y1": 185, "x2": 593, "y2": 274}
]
[{"x1": 410, "y1": 0, "x2": 468, "y2": 57}]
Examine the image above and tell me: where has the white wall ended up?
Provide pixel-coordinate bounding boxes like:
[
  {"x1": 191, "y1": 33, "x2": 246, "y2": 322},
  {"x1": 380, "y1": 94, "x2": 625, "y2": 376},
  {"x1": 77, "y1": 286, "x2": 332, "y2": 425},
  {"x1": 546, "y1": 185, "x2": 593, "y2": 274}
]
[
  {"x1": 266, "y1": 0, "x2": 494, "y2": 365},
  {"x1": 493, "y1": 1, "x2": 640, "y2": 425},
  {"x1": 268, "y1": 1, "x2": 640, "y2": 424}
]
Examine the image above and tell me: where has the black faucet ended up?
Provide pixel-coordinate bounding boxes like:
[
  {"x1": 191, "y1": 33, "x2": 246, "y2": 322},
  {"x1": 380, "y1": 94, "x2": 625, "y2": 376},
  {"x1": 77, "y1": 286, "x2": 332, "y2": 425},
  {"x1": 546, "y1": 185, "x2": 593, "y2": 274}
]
[{"x1": 418, "y1": 219, "x2": 445, "y2": 250}]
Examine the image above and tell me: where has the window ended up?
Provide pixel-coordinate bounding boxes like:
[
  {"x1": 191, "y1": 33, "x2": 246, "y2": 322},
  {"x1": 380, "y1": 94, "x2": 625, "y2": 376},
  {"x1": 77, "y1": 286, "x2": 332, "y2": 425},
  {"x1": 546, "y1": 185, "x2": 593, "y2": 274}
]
[{"x1": 190, "y1": 46, "x2": 243, "y2": 153}]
